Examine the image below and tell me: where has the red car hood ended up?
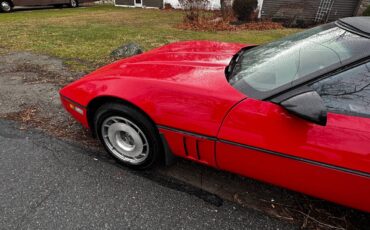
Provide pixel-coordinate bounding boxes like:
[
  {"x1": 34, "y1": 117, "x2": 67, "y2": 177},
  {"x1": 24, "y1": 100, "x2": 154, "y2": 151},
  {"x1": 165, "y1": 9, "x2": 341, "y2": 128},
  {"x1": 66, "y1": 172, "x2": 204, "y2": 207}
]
[{"x1": 84, "y1": 41, "x2": 248, "y2": 84}]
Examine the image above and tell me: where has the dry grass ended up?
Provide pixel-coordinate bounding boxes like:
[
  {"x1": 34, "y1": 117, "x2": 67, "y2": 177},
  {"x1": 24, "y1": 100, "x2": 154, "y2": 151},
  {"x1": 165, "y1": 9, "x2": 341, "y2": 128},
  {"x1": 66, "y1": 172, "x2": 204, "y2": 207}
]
[{"x1": 178, "y1": 19, "x2": 284, "y2": 31}]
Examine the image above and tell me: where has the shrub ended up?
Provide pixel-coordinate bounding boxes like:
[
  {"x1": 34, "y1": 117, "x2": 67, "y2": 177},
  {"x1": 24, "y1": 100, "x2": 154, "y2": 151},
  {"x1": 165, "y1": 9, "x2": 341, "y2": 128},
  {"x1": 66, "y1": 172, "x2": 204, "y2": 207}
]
[
  {"x1": 232, "y1": 0, "x2": 258, "y2": 22},
  {"x1": 220, "y1": 0, "x2": 233, "y2": 20},
  {"x1": 178, "y1": 0, "x2": 210, "y2": 23},
  {"x1": 363, "y1": 6, "x2": 370, "y2": 16}
]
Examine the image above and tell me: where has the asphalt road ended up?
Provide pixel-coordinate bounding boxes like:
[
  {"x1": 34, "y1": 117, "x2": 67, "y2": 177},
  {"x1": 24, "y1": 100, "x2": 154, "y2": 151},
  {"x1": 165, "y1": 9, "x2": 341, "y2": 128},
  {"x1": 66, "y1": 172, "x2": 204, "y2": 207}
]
[{"x1": 0, "y1": 120, "x2": 296, "y2": 230}]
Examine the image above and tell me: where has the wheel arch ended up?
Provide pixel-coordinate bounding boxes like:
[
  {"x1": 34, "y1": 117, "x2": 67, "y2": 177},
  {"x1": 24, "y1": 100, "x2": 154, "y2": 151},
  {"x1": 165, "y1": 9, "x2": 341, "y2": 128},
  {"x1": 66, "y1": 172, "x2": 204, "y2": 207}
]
[
  {"x1": 86, "y1": 96, "x2": 157, "y2": 137},
  {"x1": 87, "y1": 95, "x2": 176, "y2": 166}
]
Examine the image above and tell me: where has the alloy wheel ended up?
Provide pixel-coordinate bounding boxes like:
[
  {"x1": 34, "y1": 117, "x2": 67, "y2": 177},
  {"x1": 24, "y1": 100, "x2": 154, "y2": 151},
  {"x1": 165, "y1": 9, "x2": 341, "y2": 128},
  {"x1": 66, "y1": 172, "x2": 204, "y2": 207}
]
[{"x1": 101, "y1": 116, "x2": 150, "y2": 165}]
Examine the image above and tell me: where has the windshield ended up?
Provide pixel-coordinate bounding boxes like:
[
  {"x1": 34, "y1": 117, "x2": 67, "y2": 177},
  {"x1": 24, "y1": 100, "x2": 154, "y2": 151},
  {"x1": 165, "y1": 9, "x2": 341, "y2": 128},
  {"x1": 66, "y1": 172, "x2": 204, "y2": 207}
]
[{"x1": 229, "y1": 23, "x2": 370, "y2": 99}]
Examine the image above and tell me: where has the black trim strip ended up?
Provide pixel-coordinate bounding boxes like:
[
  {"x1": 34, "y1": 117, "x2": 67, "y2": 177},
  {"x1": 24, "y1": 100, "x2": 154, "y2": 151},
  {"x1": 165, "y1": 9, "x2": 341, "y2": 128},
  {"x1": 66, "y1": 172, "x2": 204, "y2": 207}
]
[
  {"x1": 336, "y1": 20, "x2": 370, "y2": 39},
  {"x1": 183, "y1": 137, "x2": 188, "y2": 156},
  {"x1": 158, "y1": 125, "x2": 217, "y2": 141},
  {"x1": 195, "y1": 140, "x2": 201, "y2": 160},
  {"x1": 158, "y1": 125, "x2": 370, "y2": 179},
  {"x1": 219, "y1": 140, "x2": 370, "y2": 179},
  {"x1": 60, "y1": 95, "x2": 86, "y2": 109}
]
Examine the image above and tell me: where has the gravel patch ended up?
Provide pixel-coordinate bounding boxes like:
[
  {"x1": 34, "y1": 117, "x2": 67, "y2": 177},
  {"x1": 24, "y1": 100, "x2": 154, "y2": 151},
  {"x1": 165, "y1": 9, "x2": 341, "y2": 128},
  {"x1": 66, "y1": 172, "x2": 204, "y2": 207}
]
[{"x1": 0, "y1": 50, "x2": 97, "y2": 147}]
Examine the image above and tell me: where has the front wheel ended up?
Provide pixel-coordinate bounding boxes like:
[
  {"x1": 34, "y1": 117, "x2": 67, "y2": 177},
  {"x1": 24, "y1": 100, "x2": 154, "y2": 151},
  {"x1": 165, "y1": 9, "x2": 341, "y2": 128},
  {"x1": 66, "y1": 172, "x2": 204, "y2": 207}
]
[
  {"x1": 0, "y1": 1, "x2": 12, "y2": 13},
  {"x1": 94, "y1": 103, "x2": 162, "y2": 169},
  {"x1": 69, "y1": 0, "x2": 78, "y2": 8}
]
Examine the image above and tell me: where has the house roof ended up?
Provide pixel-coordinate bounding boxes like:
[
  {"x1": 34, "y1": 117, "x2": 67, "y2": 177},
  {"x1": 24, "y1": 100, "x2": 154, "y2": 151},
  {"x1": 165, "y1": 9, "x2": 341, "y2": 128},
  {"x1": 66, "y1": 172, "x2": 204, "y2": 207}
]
[{"x1": 337, "y1": 17, "x2": 370, "y2": 38}]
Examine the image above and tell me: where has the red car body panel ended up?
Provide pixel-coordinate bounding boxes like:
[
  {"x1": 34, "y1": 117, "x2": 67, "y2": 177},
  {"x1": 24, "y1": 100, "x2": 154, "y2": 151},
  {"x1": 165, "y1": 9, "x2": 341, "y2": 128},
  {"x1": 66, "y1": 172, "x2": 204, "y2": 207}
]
[
  {"x1": 158, "y1": 128, "x2": 218, "y2": 167},
  {"x1": 218, "y1": 98, "x2": 370, "y2": 175},
  {"x1": 217, "y1": 98, "x2": 370, "y2": 212},
  {"x1": 60, "y1": 40, "x2": 370, "y2": 213},
  {"x1": 217, "y1": 142, "x2": 370, "y2": 213}
]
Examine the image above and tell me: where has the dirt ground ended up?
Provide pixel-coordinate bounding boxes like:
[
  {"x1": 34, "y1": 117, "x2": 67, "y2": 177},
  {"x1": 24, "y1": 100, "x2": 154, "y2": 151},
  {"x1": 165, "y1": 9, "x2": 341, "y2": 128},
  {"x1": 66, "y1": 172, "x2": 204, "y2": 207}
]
[
  {"x1": 0, "y1": 49, "x2": 369, "y2": 229},
  {"x1": 0, "y1": 49, "x2": 98, "y2": 147}
]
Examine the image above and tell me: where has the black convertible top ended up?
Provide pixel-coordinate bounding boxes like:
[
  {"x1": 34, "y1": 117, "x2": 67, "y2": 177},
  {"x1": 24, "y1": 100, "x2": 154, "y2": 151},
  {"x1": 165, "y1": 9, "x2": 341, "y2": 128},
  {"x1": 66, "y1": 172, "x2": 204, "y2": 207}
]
[{"x1": 337, "y1": 17, "x2": 370, "y2": 38}]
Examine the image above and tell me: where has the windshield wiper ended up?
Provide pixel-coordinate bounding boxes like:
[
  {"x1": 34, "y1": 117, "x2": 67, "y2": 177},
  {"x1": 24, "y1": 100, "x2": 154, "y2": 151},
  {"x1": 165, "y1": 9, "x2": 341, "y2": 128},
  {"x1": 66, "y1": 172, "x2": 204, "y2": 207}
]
[
  {"x1": 225, "y1": 51, "x2": 243, "y2": 80},
  {"x1": 225, "y1": 46, "x2": 257, "y2": 81}
]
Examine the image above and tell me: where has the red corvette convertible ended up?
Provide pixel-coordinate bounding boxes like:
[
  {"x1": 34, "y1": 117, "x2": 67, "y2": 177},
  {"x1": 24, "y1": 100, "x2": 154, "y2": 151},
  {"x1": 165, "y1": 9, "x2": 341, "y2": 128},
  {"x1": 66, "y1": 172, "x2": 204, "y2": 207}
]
[{"x1": 60, "y1": 17, "x2": 370, "y2": 212}]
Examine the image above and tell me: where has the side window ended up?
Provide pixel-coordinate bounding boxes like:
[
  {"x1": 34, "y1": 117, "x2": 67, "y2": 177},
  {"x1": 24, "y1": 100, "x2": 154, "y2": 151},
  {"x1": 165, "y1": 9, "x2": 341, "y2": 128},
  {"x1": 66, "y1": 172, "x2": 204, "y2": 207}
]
[{"x1": 311, "y1": 62, "x2": 370, "y2": 118}]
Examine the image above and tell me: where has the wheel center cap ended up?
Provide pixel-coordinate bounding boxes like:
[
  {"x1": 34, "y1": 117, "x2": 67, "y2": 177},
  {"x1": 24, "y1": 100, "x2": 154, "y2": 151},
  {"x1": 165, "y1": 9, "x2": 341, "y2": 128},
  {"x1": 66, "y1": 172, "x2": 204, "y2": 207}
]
[
  {"x1": 107, "y1": 123, "x2": 143, "y2": 158},
  {"x1": 117, "y1": 131, "x2": 135, "y2": 151}
]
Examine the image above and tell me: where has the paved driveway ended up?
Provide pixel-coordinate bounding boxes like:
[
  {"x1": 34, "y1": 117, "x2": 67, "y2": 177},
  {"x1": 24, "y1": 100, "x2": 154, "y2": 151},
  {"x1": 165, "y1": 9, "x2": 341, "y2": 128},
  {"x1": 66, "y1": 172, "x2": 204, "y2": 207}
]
[{"x1": 0, "y1": 120, "x2": 296, "y2": 229}]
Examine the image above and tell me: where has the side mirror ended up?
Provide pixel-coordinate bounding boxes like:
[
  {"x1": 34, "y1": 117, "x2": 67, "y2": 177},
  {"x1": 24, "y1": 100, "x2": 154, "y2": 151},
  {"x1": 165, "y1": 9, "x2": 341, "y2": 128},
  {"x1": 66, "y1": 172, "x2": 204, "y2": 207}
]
[{"x1": 280, "y1": 91, "x2": 327, "y2": 126}]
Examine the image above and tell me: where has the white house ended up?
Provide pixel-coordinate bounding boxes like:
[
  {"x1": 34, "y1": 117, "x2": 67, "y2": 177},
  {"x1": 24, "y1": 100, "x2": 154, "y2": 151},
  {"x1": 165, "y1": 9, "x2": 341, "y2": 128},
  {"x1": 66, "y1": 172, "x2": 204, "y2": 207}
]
[
  {"x1": 114, "y1": 0, "x2": 368, "y2": 23},
  {"x1": 163, "y1": 0, "x2": 264, "y2": 11},
  {"x1": 115, "y1": 0, "x2": 264, "y2": 17}
]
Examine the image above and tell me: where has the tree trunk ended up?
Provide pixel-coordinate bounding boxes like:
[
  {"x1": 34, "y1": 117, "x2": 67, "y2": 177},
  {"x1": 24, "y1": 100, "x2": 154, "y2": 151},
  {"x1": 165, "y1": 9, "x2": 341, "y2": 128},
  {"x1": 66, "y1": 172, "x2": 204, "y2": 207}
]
[{"x1": 220, "y1": 0, "x2": 227, "y2": 19}]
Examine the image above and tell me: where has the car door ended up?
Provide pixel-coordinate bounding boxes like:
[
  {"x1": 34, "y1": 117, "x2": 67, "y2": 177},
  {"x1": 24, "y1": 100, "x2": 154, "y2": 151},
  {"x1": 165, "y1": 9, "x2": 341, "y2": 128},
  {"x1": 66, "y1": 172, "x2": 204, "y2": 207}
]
[{"x1": 216, "y1": 61, "x2": 370, "y2": 212}]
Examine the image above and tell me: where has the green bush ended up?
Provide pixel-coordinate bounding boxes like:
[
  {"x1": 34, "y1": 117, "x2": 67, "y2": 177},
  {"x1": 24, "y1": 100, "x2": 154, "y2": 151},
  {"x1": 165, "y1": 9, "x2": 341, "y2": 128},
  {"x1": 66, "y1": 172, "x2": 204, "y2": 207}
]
[
  {"x1": 232, "y1": 0, "x2": 258, "y2": 21},
  {"x1": 363, "y1": 6, "x2": 370, "y2": 16}
]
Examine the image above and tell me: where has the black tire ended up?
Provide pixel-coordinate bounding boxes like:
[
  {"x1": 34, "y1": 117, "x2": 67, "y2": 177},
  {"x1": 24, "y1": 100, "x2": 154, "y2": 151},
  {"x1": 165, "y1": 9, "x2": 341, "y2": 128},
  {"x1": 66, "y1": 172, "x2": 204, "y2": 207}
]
[
  {"x1": 0, "y1": 1, "x2": 12, "y2": 13},
  {"x1": 94, "y1": 103, "x2": 162, "y2": 170},
  {"x1": 69, "y1": 0, "x2": 78, "y2": 8}
]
